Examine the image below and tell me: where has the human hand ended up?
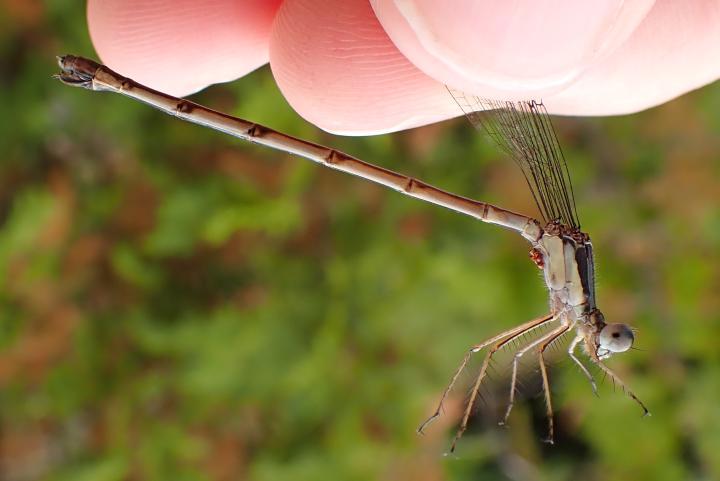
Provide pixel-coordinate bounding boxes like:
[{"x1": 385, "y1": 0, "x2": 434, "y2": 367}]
[{"x1": 88, "y1": 0, "x2": 720, "y2": 135}]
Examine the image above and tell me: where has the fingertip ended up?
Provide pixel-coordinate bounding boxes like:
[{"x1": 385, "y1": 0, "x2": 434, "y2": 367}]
[
  {"x1": 372, "y1": 0, "x2": 654, "y2": 98},
  {"x1": 547, "y1": 0, "x2": 720, "y2": 115},
  {"x1": 269, "y1": 0, "x2": 457, "y2": 135},
  {"x1": 88, "y1": 0, "x2": 282, "y2": 96}
]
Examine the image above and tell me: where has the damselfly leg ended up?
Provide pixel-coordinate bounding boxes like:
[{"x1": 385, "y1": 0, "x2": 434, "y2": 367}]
[
  {"x1": 537, "y1": 322, "x2": 574, "y2": 444},
  {"x1": 589, "y1": 352, "x2": 651, "y2": 417},
  {"x1": 568, "y1": 334, "x2": 599, "y2": 396},
  {"x1": 417, "y1": 313, "x2": 556, "y2": 437}
]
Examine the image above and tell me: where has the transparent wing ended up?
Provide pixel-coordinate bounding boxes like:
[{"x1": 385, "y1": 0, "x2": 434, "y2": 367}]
[{"x1": 449, "y1": 88, "x2": 580, "y2": 229}]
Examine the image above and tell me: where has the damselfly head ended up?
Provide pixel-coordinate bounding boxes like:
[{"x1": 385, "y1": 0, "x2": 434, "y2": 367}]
[{"x1": 597, "y1": 323, "x2": 635, "y2": 359}]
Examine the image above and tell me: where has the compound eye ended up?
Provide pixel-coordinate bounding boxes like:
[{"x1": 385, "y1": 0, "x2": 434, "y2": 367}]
[{"x1": 598, "y1": 323, "x2": 635, "y2": 353}]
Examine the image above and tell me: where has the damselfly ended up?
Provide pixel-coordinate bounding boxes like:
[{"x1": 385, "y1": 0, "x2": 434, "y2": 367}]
[{"x1": 55, "y1": 55, "x2": 649, "y2": 448}]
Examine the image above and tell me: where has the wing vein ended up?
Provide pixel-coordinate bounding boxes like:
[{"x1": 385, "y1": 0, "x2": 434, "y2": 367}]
[{"x1": 448, "y1": 88, "x2": 580, "y2": 228}]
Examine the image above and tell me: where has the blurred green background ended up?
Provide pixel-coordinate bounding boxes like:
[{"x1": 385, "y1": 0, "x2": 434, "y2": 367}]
[{"x1": 2, "y1": 2, "x2": 720, "y2": 481}]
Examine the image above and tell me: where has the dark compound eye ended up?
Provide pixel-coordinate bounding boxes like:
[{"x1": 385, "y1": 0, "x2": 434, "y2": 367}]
[{"x1": 599, "y1": 323, "x2": 635, "y2": 353}]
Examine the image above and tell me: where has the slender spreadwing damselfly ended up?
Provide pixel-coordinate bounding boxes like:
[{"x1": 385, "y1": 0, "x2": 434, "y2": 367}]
[{"x1": 55, "y1": 55, "x2": 649, "y2": 448}]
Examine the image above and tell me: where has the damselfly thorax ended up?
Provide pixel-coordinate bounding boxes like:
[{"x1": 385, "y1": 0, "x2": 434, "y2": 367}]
[{"x1": 55, "y1": 55, "x2": 649, "y2": 449}]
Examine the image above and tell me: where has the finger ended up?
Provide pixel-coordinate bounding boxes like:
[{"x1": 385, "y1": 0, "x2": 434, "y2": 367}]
[
  {"x1": 269, "y1": 0, "x2": 458, "y2": 135},
  {"x1": 371, "y1": 0, "x2": 655, "y2": 98},
  {"x1": 88, "y1": 0, "x2": 282, "y2": 96},
  {"x1": 546, "y1": 0, "x2": 720, "y2": 115}
]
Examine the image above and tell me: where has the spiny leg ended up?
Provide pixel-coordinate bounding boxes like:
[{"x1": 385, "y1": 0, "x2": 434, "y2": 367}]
[
  {"x1": 444, "y1": 314, "x2": 557, "y2": 452},
  {"x1": 537, "y1": 323, "x2": 572, "y2": 444},
  {"x1": 590, "y1": 356, "x2": 650, "y2": 416},
  {"x1": 501, "y1": 323, "x2": 569, "y2": 425},
  {"x1": 448, "y1": 329, "x2": 545, "y2": 452},
  {"x1": 417, "y1": 313, "x2": 554, "y2": 434},
  {"x1": 568, "y1": 334, "x2": 598, "y2": 396}
]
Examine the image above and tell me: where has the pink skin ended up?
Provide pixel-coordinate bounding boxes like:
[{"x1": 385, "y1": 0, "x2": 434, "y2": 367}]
[{"x1": 88, "y1": 0, "x2": 720, "y2": 135}]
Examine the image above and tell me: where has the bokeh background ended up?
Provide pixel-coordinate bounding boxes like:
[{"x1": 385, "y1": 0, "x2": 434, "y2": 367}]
[{"x1": 2, "y1": 2, "x2": 720, "y2": 481}]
